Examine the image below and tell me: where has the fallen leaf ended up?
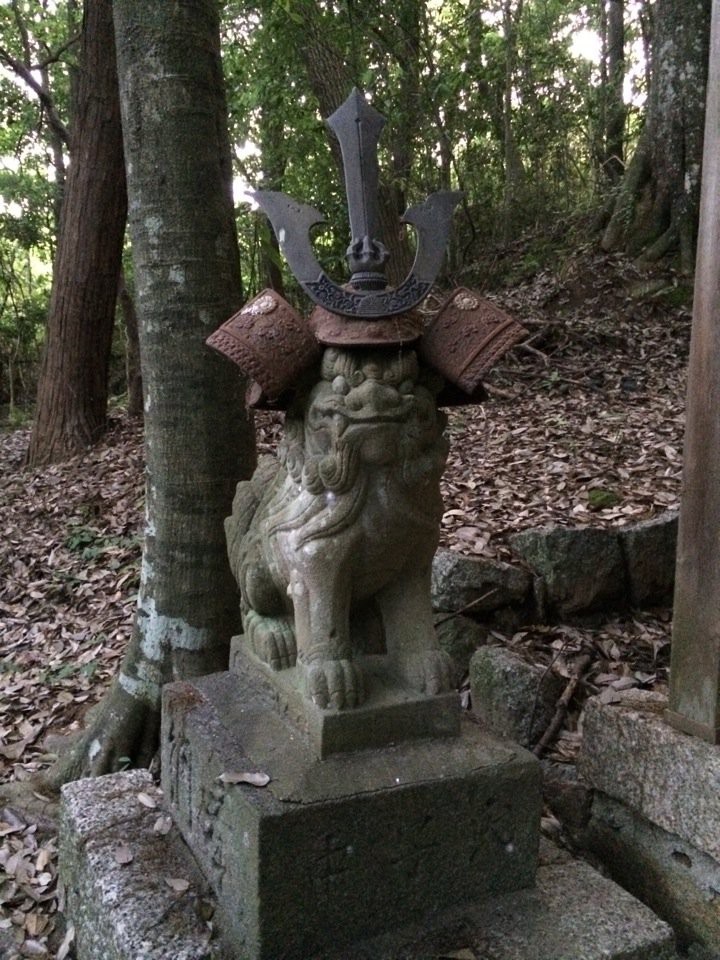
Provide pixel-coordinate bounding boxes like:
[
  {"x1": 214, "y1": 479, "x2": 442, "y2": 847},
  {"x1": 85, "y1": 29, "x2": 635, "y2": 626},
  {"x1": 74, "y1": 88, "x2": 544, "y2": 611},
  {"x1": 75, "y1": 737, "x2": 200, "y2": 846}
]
[
  {"x1": 57, "y1": 923, "x2": 75, "y2": 960},
  {"x1": 19, "y1": 941, "x2": 48, "y2": 958},
  {"x1": 153, "y1": 815, "x2": 173, "y2": 835},
  {"x1": 137, "y1": 792, "x2": 157, "y2": 809},
  {"x1": 113, "y1": 843, "x2": 133, "y2": 865},
  {"x1": 218, "y1": 771, "x2": 270, "y2": 787},
  {"x1": 165, "y1": 877, "x2": 190, "y2": 893}
]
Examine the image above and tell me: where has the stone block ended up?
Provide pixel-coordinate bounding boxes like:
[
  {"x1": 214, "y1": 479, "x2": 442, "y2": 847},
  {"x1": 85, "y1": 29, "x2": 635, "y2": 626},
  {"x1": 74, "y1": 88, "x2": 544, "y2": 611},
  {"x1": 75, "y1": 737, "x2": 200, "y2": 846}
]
[
  {"x1": 470, "y1": 646, "x2": 564, "y2": 747},
  {"x1": 58, "y1": 771, "x2": 677, "y2": 960},
  {"x1": 618, "y1": 512, "x2": 678, "y2": 607},
  {"x1": 585, "y1": 792, "x2": 720, "y2": 953},
  {"x1": 434, "y1": 612, "x2": 488, "y2": 685},
  {"x1": 59, "y1": 769, "x2": 220, "y2": 960},
  {"x1": 511, "y1": 525, "x2": 627, "y2": 617},
  {"x1": 431, "y1": 548, "x2": 532, "y2": 614},
  {"x1": 161, "y1": 669, "x2": 541, "y2": 960},
  {"x1": 229, "y1": 640, "x2": 460, "y2": 759},
  {"x1": 579, "y1": 691, "x2": 720, "y2": 862},
  {"x1": 313, "y1": 858, "x2": 677, "y2": 959}
]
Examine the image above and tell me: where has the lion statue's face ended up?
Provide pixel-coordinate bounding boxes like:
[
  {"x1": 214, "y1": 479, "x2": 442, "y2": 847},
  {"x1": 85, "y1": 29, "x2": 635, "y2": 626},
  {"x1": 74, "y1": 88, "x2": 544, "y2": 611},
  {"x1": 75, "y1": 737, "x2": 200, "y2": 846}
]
[{"x1": 279, "y1": 347, "x2": 448, "y2": 494}]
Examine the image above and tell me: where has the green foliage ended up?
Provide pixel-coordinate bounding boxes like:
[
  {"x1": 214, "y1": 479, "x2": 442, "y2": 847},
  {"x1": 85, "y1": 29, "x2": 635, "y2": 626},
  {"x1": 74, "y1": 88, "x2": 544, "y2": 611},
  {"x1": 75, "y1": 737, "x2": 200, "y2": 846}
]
[
  {"x1": 587, "y1": 487, "x2": 621, "y2": 510},
  {"x1": 0, "y1": 0, "x2": 80, "y2": 414},
  {"x1": 220, "y1": 0, "x2": 633, "y2": 298},
  {"x1": 64, "y1": 525, "x2": 140, "y2": 563}
]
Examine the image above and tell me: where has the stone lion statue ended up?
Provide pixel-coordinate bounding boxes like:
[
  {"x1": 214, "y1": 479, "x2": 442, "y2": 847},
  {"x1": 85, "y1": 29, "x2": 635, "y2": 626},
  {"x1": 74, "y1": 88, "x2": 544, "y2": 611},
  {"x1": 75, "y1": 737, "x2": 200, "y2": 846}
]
[{"x1": 225, "y1": 345, "x2": 454, "y2": 710}]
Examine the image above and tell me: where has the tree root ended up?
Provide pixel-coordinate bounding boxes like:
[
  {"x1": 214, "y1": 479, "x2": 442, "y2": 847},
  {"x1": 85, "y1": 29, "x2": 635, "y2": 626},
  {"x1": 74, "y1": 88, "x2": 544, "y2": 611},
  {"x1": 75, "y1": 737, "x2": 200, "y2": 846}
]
[{"x1": 41, "y1": 681, "x2": 160, "y2": 792}]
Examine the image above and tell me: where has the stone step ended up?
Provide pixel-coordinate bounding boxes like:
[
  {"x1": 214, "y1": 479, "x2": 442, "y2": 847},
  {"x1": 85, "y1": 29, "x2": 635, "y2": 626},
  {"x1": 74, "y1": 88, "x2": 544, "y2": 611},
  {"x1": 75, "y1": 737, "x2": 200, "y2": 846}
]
[{"x1": 60, "y1": 770, "x2": 678, "y2": 960}]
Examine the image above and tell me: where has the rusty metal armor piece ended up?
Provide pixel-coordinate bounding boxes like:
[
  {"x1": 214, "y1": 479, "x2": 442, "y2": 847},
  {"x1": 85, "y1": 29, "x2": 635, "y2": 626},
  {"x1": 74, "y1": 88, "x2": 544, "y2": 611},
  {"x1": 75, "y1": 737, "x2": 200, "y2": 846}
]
[
  {"x1": 419, "y1": 287, "x2": 527, "y2": 394},
  {"x1": 308, "y1": 303, "x2": 423, "y2": 347},
  {"x1": 206, "y1": 289, "x2": 321, "y2": 399}
]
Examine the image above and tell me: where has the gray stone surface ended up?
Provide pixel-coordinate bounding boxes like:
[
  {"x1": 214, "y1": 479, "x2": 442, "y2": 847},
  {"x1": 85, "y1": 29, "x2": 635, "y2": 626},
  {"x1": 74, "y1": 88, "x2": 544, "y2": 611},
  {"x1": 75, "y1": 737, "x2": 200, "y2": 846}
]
[
  {"x1": 312, "y1": 858, "x2": 677, "y2": 959},
  {"x1": 510, "y1": 525, "x2": 627, "y2": 617},
  {"x1": 618, "y1": 512, "x2": 678, "y2": 607},
  {"x1": 56, "y1": 771, "x2": 677, "y2": 960},
  {"x1": 229, "y1": 640, "x2": 460, "y2": 758},
  {"x1": 431, "y1": 547, "x2": 532, "y2": 614},
  {"x1": 470, "y1": 646, "x2": 564, "y2": 747},
  {"x1": 59, "y1": 769, "x2": 221, "y2": 960},
  {"x1": 585, "y1": 792, "x2": 720, "y2": 954},
  {"x1": 434, "y1": 612, "x2": 488, "y2": 685},
  {"x1": 226, "y1": 347, "x2": 454, "y2": 712},
  {"x1": 161, "y1": 669, "x2": 541, "y2": 960},
  {"x1": 579, "y1": 691, "x2": 720, "y2": 862}
]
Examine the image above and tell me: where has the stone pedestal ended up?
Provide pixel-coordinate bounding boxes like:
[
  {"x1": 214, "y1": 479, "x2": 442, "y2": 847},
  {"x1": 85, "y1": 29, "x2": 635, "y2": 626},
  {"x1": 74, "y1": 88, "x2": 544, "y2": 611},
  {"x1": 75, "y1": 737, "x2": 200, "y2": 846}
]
[
  {"x1": 229, "y1": 640, "x2": 461, "y2": 758},
  {"x1": 59, "y1": 770, "x2": 677, "y2": 960},
  {"x1": 160, "y1": 655, "x2": 541, "y2": 960}
]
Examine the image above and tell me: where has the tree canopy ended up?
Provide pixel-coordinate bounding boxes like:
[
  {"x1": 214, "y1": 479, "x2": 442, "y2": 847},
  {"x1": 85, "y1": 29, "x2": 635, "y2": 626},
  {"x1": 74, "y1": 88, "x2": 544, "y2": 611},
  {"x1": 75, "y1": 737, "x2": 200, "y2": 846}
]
[{"x1": 1, "y1": 1, "x2": 711, "y2": 433}]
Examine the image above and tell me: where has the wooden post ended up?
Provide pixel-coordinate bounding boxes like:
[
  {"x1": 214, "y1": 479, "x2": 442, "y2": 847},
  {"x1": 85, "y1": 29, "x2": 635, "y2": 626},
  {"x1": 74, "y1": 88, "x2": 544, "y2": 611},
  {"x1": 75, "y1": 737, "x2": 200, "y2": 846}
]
[{"x1": 666, "y1": 0, "x2": 720, "y2": 743}]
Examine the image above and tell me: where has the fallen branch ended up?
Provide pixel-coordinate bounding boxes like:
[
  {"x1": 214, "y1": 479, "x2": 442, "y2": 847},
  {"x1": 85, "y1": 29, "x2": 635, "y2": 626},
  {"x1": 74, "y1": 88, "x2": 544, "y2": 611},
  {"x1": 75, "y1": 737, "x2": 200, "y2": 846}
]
[
  {"x1": 484, "y1": 383, "x2": 518, "y2": 401},
  {"x1": 434, "y1": 588, "x2": 498, "y2": 626},
  {"x1": 532, "y1": 653, "x2": 593, "y2": 758}
]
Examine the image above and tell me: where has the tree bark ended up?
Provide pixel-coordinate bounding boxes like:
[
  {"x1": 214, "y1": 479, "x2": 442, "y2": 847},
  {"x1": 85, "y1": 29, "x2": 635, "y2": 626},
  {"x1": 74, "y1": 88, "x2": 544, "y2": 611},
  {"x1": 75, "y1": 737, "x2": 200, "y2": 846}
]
[
  {"x1": 26, "y1": 0, "x2": 127, "y2": 466},
  {"x1": 258, "y1": 100, "x2": 287, "y2": 296},
  {"x1": 603, "y1": 0, "x2": 626, "y2": 181},
  {"x1": 601, "y1": 0, "x2": 711, "y2": 268},
  {"x1": 501, "y1": 0, "x2": 526, "y2": 245},
  {"x1": 118, "y1": 268, "x2": 143, "y2": 418},
  {"x1": 49, "y1": 0, "x2": 255, "y2": 783},
  {"x1": 295, "y1": 2, "x2": 414, "y2": 285}
]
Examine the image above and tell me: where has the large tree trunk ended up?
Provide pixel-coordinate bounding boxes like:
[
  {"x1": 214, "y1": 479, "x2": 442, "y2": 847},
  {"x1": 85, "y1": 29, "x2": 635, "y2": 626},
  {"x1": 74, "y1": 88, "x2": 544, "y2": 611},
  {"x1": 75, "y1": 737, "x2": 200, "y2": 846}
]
[
  {"x1": 601, "y1": 0, "x2": 711, "y2": 269},
  {"x1": 27, "y1": 0, "x2": 127, "y2": 466},
  {"x1": 50, "y1": 0, "x2": 255, "y2": 783}
]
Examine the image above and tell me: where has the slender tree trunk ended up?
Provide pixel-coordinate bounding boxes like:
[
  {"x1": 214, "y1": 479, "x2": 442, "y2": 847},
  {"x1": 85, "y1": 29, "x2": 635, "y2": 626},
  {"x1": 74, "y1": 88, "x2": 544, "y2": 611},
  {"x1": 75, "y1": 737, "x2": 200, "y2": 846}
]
[
  {"x1": 27, "y1": 0, "x2": 127, "y2": 466},
  {"x1": 501, "y1": 0, "x2": 525, "y2": 245},
  {"x1": 295, "y1": 2, "x2": 413, "y2": 284},
  {"x1": 49, "y1": 0, "x2": 255, "y2": 783},
  {"x1": 118, "y1": 269, "x2": 143, "y2": 418},
  {"x1": 604, "y1": 0, "x2": 626, "y2": 181},
  {"x1": 258, "y1": 102, "x2": 287, "y2": 296}
]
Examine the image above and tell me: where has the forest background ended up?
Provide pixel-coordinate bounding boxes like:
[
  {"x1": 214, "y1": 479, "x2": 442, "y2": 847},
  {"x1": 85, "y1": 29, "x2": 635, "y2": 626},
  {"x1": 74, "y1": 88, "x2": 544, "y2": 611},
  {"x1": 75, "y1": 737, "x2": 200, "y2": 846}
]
[
  {"x1": 0, "y1": 0, "x2": 709, "y2": 449},
  {"x1": 0, "y1": 0, "x2": 711, "y2": 796}
]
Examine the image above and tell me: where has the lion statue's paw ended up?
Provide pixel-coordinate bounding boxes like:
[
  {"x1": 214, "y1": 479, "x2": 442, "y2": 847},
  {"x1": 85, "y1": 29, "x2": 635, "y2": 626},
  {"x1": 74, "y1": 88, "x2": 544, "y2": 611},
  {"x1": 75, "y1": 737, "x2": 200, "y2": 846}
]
[
  {"x1": 245, "y1": 610, "x2": 297, "y2": 670},
  {"x1": 394, "y1": 649, "x2": 454, "y2": 696},
  {"x1": 302, "y1": 658, "x2": 366, "y2": 710}
]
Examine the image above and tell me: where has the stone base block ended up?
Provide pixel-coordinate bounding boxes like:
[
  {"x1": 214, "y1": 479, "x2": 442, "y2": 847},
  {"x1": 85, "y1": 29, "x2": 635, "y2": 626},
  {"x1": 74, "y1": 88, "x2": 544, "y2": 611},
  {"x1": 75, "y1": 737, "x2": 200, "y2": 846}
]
[
  {"x1": 161, "y1": 667, "x2": 541, "y2": 960},
  {"x1": 59, "y1": 769, "x2": 220, "y2": 960},
  {"x1": 60, "y1": 774, "x2": 677, "y2": 960},
  {"x1": 470, "y1": 646, "x2": 564, "y2": 747},
  {"x1": 579, "y1": 691, "x2": 720, "y2": 862},
  {"x1": 229, "y1": 638, "x2": 460, "y2": 758},
  {"x1": 585, "y1": 792, "x2": 720, "y2": 953}
]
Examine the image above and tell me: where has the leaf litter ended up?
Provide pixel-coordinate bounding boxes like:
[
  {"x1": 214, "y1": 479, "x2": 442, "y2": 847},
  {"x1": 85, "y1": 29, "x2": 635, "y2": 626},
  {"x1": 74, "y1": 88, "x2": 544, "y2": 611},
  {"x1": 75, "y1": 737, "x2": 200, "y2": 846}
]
[{"x1": 0, "y1": 251, "x2": 688, "y2": 957}]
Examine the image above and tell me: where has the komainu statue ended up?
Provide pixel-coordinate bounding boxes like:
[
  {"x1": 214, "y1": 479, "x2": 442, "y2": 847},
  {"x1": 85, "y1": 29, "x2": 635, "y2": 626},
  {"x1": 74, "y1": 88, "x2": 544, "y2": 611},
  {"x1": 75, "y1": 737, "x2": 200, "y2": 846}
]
[
  {"x1": 225, "y1": 346, "x2": 452, "y2": 709},
  {"x1": 207, "y1": 90, "x2": 526, "y2": 713}
]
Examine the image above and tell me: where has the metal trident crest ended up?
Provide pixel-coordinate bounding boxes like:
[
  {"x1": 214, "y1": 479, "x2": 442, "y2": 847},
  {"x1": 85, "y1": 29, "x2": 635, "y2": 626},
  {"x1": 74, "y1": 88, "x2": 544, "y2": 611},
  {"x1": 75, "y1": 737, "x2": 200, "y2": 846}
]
[{"x1": 253, "y1": 89, "x2": 462, "y2": 318}]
